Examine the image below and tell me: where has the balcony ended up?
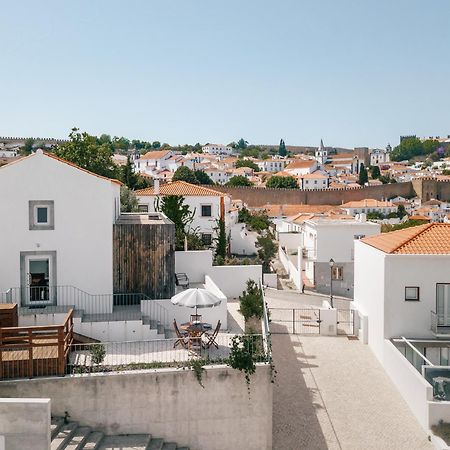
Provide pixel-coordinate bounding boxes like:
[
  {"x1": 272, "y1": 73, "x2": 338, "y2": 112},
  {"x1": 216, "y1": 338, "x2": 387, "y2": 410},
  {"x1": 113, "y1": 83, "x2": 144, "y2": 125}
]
[{"x1": 430, "y1": 310, "x2": 450, "y2": 337}]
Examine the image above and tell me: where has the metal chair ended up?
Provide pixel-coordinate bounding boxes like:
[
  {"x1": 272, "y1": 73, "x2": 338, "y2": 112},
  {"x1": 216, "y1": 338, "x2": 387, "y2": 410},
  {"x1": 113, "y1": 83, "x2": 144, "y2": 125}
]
[{"x1": 203, "y1": 320, "x2": 221, "y2": 349}]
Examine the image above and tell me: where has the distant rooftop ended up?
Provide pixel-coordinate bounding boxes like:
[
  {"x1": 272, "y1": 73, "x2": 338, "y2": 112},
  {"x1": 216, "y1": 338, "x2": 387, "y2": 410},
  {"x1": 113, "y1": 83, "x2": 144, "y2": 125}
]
[{"x1": 115, "y1": 213, "x2": 173, "y2": 225}]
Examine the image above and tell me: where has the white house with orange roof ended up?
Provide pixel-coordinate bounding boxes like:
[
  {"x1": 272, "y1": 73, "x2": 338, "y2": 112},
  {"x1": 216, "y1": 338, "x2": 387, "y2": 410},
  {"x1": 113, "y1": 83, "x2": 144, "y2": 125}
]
[
  {"x1": 133, "y1": 149, "x2": 174, "y2": 175},
  {"x1": 340, "y1": 199, "x2": 397, "y2": 216},
  {"x1": 284, "y1": 159, "x2": 317, "y2": 176},
  {"x1": 299, "y1": 172, "x2": 330, "y2": 190},
  {"x1": 135, "y1": 181, "x2": 232, "y2": 247},
  {"x1": 256, "y1": 158, "x2": 288, "y2": 173},
  {"x1": 202, "y1": 143, "x2": 233, "y2": 155}
]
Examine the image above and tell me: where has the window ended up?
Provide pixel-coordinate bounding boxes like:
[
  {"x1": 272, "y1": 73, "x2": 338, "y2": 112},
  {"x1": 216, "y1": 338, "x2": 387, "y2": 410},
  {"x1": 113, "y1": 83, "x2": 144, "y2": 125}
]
[
  {"x1": 29, "y1": 200, "x2": 54, "y2": 230},
  {"x1": 201, "y1": 233, "x2": 212, "y2": 246},
  {"x1": 332, "y1": 266, "x2": 344, "y2": 280},
  {"x1": 138, "y1": 204, "x2": 149, "y2": 213},
  {"x1": 201, "y1": 205, "x2": 212, "y2": 217},
  {"x1": 354, "y1": 234, "x2": 366, "y2": 240},
  {"x1": 405, "y1": 286, "x2": 420, "y2": 301}
]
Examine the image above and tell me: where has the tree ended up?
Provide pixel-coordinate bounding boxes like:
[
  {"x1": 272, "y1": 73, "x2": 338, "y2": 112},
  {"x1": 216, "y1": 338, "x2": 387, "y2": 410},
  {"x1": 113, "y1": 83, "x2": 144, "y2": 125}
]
[
  {"x1": 256, "y1": 233, "x2": 277, "y2": 273},
  {"x1": 55, "y1": 128, "x2": 119, "y2": 179},
  {"x1": 266, "y1": 175, "x2": 298, "y2": 189},
  {"x1": 194, "y1": 170, "x2": 214, "y2": 185},
  {"x1": 226, "y1": 175, "x2": 253, "y2": 187},
  {"x1": 278, "y1": 139, "x2": 287, "y2": 157},
  {"x1": 358, "y1": 163, "x2": 368, "y2": 185},
  {"x1": 20, "y1": 138, "x2": 35, "y2": 156},
  {"x1": 172, "y1": 166, "x2": 199, "y2": 184},
  {"x1": 152, "y1": 141, "x2": 161, "y2": 149},
  {"x1": 239, "y1": 280, "x2": 264, "y2": 321},
  {"x1": 214, "y1": 218, "x2": 227, "y2": 259},
  {"x1": 397, "y1": 204, "x2": 407, "y2": 219},
  {"x1": 236, "y1": 159, "x2": 259, "y2": 172},
  {"x1": 370, "y1": 165, "x2": 381, "y2": 179},
  {"x1": 155, "y1": 195, "x2": 195, "y2": 250},
  {"x1": 120, "y1": 186, "x2": 139, "y2": 212},
  {"x1": 423, "y1": 139, "x2": 440, "y2": 155},
  {"x1": 121, "y1": 156, "x2": 138, "y2": 188},
  {"x1": 236, "y1": 138, "x2": 248, "y2": 149},
  {"x1": 98, "y1": 134, "x2": 112, "y2": 145},
  {"x1": 391, "y1": 137, "x2": 424, "y2": 161}
]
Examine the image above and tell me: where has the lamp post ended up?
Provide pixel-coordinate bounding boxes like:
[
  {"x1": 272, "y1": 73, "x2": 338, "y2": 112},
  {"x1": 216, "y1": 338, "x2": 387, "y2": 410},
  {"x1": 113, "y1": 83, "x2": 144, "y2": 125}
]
[{"x1": 329, "y1": 258, "x2": 335, "y2": 308}]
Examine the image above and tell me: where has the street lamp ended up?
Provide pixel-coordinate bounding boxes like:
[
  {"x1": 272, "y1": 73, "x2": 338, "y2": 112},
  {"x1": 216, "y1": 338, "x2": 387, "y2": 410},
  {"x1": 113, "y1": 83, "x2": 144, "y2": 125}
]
[{"x1": 329, "y1": 258, "x2": 335, "y2": 308}]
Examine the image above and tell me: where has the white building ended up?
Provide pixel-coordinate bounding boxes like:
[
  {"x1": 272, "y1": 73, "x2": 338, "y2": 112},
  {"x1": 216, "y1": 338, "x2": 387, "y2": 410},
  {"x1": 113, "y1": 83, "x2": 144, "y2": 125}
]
[
  {"x1": 204, "y1": 168, "x2": 230, "y2": 185},
  {"x1": 299, "y1": 172, "x2": 329, "y2": 190},
  {"x1": 300, "y1": 216, "x2": 381, "y2": 297},
  {"x1": 134, "y1": 150, "x2": 174, "y2": 175},
  {"x1": 370, "y1": 147, "x2": 391, "y2": 166},
  {"x1": 0, "y1": 149, "x2": 18, "y2": 158},
  {"x1": 284, "y1": 159, "x2": 317, "y2": 176},
  {"x1": 340, "y1": 199, "x2": 397, "y2": 216},
  {"x1": 256, "y1": 158, "x2": 287, "y2": 173},
  {"x1": 202, "y1": 144, "x2": 233, "y2": 155},
  {"x1": 315, "y1": 139, "x2": 328, "y2": 166},
  {"x1": 136, "y1": 181, "x2": 232, "y2": 247},
  {"x1": 0, "y1": 149, "x2": 121, "y2": 299}
]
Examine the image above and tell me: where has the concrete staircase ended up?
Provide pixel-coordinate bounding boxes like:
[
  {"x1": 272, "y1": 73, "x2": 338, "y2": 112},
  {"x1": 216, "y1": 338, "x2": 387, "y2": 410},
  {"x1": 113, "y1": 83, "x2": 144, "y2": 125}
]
[{"x1": 51, "y1": 416, "x2": 189, "y2": 450}]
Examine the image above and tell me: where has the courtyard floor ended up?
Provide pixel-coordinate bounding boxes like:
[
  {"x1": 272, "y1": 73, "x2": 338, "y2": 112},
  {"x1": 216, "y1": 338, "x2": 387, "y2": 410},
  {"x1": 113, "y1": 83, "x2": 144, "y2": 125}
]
[{"x1": 266, "y1": 290, "x2": 432, "y2": 450}]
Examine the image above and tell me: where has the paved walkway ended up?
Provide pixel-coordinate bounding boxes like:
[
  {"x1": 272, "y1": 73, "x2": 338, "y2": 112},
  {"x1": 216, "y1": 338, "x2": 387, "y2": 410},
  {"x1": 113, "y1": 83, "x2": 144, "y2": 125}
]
[{"x1": 265, "y1": 290, "x2": 432, "y2": 450}]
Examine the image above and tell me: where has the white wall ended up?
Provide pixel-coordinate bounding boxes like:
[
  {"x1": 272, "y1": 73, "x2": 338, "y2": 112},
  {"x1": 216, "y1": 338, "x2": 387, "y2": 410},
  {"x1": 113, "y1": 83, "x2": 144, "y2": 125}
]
[
  {"x1": 353, "y1": 241, "x2": 386, "y2": 361},
  {"x1": 209, "y1": 265, "x2": 263, "y2": 298},
  {"x1": 278, "y1": 247, "x2": 302, "y2": 290},
  {"x1": 1, "y1": 367, "x2": 273, "y2": 450},
  {"x1": 0, "y1": 151, "x2": 119, "y2": 296},
  {"x1": 384, "y1": 254, "x2": 450, "y2": 340},
  {"x1": 278, "y1": 232, "x2": 302, "y2": 251},
  {"x1": 230, "y1": 223, "x2": 258, "y2": 255},
  {"x1": 0, "y1": 398, "x2": 51, "y2": 450},
  {"x1": 383, "y1": 340, "x2": 433, "y2": 431},
  {"x1": 175, "y1": 250, "x2": 213, "y2": 283}
]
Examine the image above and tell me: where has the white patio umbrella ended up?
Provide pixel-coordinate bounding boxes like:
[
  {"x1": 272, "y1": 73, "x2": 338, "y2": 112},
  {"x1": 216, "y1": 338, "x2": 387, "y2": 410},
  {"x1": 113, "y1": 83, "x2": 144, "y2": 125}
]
[{"x1": 171, "y1": 288, "x2": 222, "y2": 317}]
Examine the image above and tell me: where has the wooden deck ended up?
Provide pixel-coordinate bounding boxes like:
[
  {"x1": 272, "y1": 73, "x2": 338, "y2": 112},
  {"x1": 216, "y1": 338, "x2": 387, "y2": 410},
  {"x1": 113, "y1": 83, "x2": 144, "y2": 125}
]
[{"x1": 0, "y1": 309, "x2": 73, "y2": 379}]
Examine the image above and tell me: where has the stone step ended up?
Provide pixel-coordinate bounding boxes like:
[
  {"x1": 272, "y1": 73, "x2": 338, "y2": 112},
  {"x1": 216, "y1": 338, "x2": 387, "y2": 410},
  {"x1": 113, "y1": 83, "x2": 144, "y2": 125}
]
[
  {"x1": 147, "y1": 438, "x2": 164, "y2": 450},
  {"x1": 98, "y1": 434, "x2": 151, "y2": 450},
  {"x1": 64, "y1": 426, "x2": 92, "y2": 450},
  {"x1": 51, "y1": 417, "x2": 65, "y2": 440},
  {"x1": 80, "y1": 431, "x2": 104, "y2": 450},
  {"x1": 162, "y1": 444, "x2": 177, "y2": 450},
  {"x1": 51, "y1": 422, "x2": 78, "y2": 450}
]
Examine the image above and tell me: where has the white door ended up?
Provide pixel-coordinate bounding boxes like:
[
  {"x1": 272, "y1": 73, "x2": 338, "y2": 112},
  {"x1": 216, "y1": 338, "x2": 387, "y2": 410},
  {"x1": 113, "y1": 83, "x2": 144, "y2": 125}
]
[
  {"x1": 24, "y1": 255, "x2": 54, "y2": 305},
  {"x1": 437, "y1": 284, "x2": 450, "y2": 326}
]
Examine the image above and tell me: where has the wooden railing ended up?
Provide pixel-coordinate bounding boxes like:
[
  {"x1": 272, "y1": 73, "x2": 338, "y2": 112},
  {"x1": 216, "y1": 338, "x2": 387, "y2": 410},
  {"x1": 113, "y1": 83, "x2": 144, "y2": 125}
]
[{"x1": 0, "y1": 309, "x2": 74, "y2": 379}]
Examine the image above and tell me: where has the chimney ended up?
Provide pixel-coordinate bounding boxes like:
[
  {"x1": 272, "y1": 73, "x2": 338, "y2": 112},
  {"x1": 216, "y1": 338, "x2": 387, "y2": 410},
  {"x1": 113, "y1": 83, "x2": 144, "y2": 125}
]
[{"x1": 154, "y1": 178, "x2": 160, "y2": 195}]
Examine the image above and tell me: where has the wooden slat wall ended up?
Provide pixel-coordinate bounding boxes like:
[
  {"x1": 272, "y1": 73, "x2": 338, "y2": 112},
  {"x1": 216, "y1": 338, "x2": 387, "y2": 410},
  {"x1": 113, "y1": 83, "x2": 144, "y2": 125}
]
[{"x1": 113, "y1": 222, "x2": 175, "y2": 299}]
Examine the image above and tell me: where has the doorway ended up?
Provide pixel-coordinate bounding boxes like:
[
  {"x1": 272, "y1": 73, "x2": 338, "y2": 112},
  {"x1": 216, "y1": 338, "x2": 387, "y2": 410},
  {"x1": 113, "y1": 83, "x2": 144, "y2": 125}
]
[{"x1": 437, "y1": 283, "x2": 450, "y2": 326}]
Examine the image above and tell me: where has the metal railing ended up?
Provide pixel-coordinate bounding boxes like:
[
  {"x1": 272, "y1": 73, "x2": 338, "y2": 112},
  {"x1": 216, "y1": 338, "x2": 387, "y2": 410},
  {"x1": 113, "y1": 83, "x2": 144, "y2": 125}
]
[
  {"x1": 0, "y1": 286, "x2": 171, "y2": 332},
  {"x1": 260, "y1": 281, "x2": 272, "y2": 360}
]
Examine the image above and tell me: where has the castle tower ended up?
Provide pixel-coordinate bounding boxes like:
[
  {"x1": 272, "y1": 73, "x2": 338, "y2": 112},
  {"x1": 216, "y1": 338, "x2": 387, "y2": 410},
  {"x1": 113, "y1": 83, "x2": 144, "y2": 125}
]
[{"x1": 315, "y1": 139, "x2": 328, "y2": 165}]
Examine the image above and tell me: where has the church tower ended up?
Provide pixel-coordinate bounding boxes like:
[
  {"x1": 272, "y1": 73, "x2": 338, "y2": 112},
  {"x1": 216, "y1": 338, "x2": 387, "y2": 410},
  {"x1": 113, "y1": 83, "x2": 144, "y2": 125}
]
[{"x1": 315, "y1": 139, "x2": 328, "y2": 165}]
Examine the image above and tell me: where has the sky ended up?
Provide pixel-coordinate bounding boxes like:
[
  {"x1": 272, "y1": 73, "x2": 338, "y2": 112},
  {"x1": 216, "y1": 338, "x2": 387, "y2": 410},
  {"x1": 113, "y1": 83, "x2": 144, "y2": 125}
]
[{"x1": 1, "y1": 0, "x2": 450, "y2": 149}]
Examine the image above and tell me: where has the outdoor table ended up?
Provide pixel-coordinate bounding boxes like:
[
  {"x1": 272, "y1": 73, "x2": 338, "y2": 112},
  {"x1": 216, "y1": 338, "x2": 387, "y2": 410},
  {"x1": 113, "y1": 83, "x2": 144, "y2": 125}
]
[{"x1": 180, "y1": 322, "x2": 212, "y2": 349}]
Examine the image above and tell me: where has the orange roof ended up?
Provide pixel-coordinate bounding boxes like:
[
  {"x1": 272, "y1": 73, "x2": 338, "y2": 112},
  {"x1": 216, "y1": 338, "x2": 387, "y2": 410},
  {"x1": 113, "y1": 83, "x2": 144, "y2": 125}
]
[
  {"x1": 285, "y1": 160, "x2": 316, "y2": 170},
  {"x1": 409, "y1": 215, "x2": 431, "y2": 221},
  {"x1": 300, "y1": 172, "x2": 328, "y2": 179},
  {"x1": 330, "y1": 153, "x2": 356, "y2": 159},
  {"x1": 361, "y1": 223, "x2": 450, "y2": 254},
  {"x1": 140, "y1": 150, "x2": 172, "y2": 160},
  {"x1": 135, "y1": 181, "x2": 224, "y2": 197},
  {"x1": 341, "y1": 199, "x2": 394, "y2": 208}
]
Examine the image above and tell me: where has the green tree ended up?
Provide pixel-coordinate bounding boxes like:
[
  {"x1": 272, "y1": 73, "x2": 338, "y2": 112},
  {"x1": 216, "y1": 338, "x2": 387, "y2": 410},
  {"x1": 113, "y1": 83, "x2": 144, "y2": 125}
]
[
  {"x1": 391, "y1": 137, "x2": 424, "y2": 161},
  {"x1": 120, "y1": 186, "x2": 139, "y2": 212},
  {"x1": 226, "y1": 175, "x2": 253, "y2": 187},
  {"x1": 121, "y1": 156, "x2": 138, "y2": 188},
  {"x1": 423, "y1": 139, "x2": 440, "y2": 155},
  {"x1": 397, "y1": 204, "x2": 407, "y2": 219},
  {"x1": 20, "y1": 137, "x2": 35, "y2": 156},
  {"x1": 236, "y1": 159, "x2": 259, "y2": 172},
  {"x1": 214, "y1": 218, "x2": 227, "y2": 259},
  {"x1": 256, "y1": 233, "x2": 277, "y2": 273},
  {"x1": 152, "y1": 141, "x2": 161, "y2": 149},
  {"x1": 358, "y1": 163, "x2": 368, "y2": 185},
  {"x1": 239, "y1": 280, "x2": 264, "y2": 321},
  {"x1": 278, "y1": 139, "x2": 287, "y2": 157},
  {"x1": 370, "y1": 165, "x2": 381, "y2": 179},
  {"x1": 155, "y1": 195, "x2": 195, "y2": 250},
  {"x1": 236, "y1": 138, "x2": 249, "y2": 149},
  {"x1": 266, "y1": 175, "x2": 298, "y2": 189},
  {"x1": 172, "y1": 166, "x2": 199, "y2": 184},
  {"x1": 55, "y1": 128, "x2": 119, "y2": 179},
  {"x1": 98, "y1": 134, "x2": 112, "y2": 145},
  {"x1": 194, "y1": 170, "x2": 214, "y2": 185}
]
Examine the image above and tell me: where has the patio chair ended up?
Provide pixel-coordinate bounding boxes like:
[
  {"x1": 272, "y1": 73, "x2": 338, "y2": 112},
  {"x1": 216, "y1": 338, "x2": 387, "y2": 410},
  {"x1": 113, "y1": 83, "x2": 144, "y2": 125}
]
[
  {"x1": 190, "y1": 314, "x2": 202, "y2": 323},
  {"x1": 173, "y1": 319, "x2": 189, "y2": 349},
  {"x1": 175, "y1": 273, "x2": 190, "y2": 289},
  {"x1": 203, "y1": 320, "x2": 221, "y2": 349}
]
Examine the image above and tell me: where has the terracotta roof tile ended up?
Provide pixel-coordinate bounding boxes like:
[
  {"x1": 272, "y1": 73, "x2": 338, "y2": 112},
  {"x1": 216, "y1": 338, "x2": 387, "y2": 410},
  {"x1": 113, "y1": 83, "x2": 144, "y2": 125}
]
[
  {"x1": 285, "y1": 160, "x2": 316, "y2": 170},
  {"x1": 135, "y1": 181, "x2": 225, "y2": 197},
  {"x1": 139, "y1": 150, "x2": 172, "y2": 160},
  {"x1": 361, "y1": 223, "x2": 450, "y2": 254}
]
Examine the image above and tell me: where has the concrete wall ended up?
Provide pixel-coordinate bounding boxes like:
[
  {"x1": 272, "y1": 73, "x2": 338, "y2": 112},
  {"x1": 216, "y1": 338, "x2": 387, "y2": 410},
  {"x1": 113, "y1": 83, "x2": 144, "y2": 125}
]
[
  {"x1": 1, "y1": 366, "x2": 273, "y2": 450},
  {"x1": 263, "y1": 273, "x2": 278, "y2": 288},
  {"x1": 230, "y1": 223, "x2": 258, "y2": 255},
  {"x1": 278, "y1": 247, "x2": 302, "y2": 290},
  {"x1": 383, "y1": 340, "x2": 433, "y2": 431},
  {"x1": 175, "y1": 250, "x2": 213, "y2": 283},
  {"x1": 0, "y1": 398, "x2": 51, "y2": 450},
  {"x1": 278, "y1": 232, "x2": 302, "y2": 251},
  {"x1": 314, "y1": 262, "x2": 354, "y2": 298}
]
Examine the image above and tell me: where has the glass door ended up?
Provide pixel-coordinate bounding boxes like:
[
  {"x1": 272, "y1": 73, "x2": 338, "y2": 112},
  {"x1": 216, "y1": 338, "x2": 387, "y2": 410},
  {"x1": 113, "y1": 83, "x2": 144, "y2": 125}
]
[
  {"x1": 437, "y1": 284, "x2": 450, "y2": 326},
  {"x1": 25, "y1": 256, "x2": 53, "y2": 305}
]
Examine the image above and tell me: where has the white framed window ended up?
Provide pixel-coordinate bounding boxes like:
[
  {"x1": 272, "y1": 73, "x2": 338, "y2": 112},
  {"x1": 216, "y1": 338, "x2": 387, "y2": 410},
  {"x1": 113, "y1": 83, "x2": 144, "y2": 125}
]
[
  {"x1": 201, "y1": 204, "x2": 212, "y2": 217},
  {"x1": 29, "y1": 200, "x2": 54, "y2": 230},
  {"x1": 405, "y1": 286, "x2": 420, "y2": 301},
  {"x1": 35, "y1": 206, "x2": 49, "y2": 225}
]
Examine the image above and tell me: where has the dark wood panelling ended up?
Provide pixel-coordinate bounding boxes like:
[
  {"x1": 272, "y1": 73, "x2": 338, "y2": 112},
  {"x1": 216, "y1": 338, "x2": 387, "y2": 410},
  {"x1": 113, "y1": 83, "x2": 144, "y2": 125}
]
[{"x1": 113, "y1": 223, "x2": 175, "y2": 299}]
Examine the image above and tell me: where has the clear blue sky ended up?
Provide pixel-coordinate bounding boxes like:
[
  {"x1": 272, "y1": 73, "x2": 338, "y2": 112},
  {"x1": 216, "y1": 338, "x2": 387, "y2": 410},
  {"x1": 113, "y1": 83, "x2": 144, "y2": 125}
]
[{"x1": 1, "y1": 0, "x2": 449, "y2": 148}]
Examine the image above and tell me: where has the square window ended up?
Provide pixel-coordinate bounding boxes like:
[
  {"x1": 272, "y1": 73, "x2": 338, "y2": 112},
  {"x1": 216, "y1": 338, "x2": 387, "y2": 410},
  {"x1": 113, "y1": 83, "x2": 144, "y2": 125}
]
[
  {"x1": 405, "y1": 286, "x2": 420, "y2": 301},
  {"x1": 36, "y1": 207, "x2": 48, "y2": 224},
  {"x1": 201, "y1": 233, "x2": 212, "y2": 246},
  {"x1": 332, "y1": 266, "x2": 344, "y2": 280},
  {"x1": 138, "y1": 204, "x2": 149, "y2": 212},
  {"x1": 201, "y1": 205, "x2": 212, "y2": 217}
]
